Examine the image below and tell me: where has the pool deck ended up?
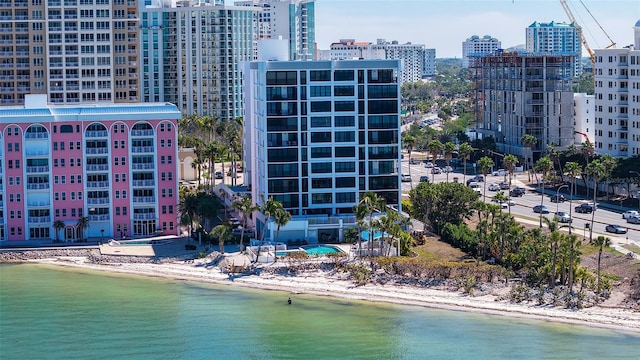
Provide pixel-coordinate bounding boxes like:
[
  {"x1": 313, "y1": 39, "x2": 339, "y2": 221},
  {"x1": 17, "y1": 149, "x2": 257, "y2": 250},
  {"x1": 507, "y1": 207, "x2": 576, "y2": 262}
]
[{"x1": 99, "y1": 236, "x2": 201, "y2": 257}]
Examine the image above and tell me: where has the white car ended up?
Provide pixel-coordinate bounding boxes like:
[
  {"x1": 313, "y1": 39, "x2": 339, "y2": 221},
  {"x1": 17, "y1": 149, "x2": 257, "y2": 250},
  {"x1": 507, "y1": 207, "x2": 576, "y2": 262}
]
[
  {"x1": 622, "y1": 210, "x2": 639, "y2": 219},
  {"x1": 492, "y1": 169, "x2": 507, "y2": 176},
  {"x1": 424, "y1": 162, "x2": 434, "y2": 168},
  {"x1": 488, "y1": 183, "x2": 500, "y2": 191}
]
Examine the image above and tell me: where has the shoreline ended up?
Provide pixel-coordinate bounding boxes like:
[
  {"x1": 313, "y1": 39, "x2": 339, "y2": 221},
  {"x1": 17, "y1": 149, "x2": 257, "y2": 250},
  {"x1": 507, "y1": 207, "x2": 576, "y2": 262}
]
[{"x1": 16, "y1": 254, "x2": 640, "y2": 335}]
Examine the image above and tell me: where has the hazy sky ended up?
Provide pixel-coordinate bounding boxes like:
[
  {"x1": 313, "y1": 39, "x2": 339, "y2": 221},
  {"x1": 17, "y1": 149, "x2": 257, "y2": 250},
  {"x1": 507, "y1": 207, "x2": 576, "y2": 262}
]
[{"x1": 314, "y1": 0, "x2": 640, "y2": 58}]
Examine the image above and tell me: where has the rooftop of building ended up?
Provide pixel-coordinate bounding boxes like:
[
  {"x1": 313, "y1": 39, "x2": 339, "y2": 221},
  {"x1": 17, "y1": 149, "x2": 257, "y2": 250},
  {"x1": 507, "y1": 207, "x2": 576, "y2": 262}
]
[{"x1": 528, "y1": 21, "x2": 577, "y2": 28}]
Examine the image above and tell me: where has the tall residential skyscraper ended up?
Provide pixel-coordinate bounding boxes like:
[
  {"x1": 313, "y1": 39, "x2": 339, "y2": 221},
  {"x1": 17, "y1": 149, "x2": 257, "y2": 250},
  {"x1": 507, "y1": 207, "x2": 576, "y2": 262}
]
[
  {"x1": 592, "y1": 20, "x2": 640, "y2": 157},
  {"x1": 0, "y1": 94, "x2": 181, "y2": 242},
  {"x1": 243, "y1": 57, "x2": 402, "y2": 241},
  {"x1": 526, "y1": 21, "x2": 582, "y2": 77},
  {"x1": 470, "y1": 52, "x2": 575, "y2": 161},
  {"x1": 0, "y1": 0, "x2": 140, "y2": 106},
  {"x1": 462, "y1": 35, "x2": 501, "y2": 68},
  {"x1": 140, "y1": 1, "x2": 255, "y2": 118},
  {"x1": 235, "y1": 0, "x2": 315, "y2": 61}
]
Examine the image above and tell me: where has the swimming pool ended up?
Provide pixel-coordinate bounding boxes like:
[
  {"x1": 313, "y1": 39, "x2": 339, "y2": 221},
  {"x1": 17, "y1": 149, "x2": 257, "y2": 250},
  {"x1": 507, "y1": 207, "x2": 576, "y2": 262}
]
[
  {"x1": 275, "y1": 245, "x2": 345, "y2": 257},
  {"x1": 109, "y1": 239, "x2": 172, "y2": 246}
]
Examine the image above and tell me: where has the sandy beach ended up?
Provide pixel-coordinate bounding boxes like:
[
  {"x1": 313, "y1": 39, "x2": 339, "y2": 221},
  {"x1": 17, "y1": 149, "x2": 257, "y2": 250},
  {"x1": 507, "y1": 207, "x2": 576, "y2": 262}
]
[{"x1": 15, "y1": 250, "x2": 639, "y2": 334}]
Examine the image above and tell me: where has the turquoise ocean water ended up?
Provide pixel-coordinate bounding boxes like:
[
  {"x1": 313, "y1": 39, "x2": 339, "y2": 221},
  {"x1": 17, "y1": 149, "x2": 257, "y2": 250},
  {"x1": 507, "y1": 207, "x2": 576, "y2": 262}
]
[{"x1": 1, "y1": 264, "x2": 638, "y2": 359}]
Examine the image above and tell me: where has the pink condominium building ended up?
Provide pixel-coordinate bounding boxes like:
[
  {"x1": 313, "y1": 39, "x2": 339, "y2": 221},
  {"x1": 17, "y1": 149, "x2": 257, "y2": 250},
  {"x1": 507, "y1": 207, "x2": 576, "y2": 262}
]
[{"x1": 0, "y1": 95, "x2": 181, "y2": 242}]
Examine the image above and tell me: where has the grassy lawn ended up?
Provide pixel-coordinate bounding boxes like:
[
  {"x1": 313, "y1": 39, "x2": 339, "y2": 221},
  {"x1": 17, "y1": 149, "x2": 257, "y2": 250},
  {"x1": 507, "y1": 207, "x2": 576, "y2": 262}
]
[
  {"x1": 413, "y1": 237, "x2": 467, "y2": 262},
  {"x1": 622, "y1": 243, "x2": 640, "y2": 254}
]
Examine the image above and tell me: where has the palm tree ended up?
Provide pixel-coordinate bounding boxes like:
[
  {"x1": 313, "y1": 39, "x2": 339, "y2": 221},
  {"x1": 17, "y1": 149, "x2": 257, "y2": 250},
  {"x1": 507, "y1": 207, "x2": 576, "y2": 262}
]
[
  {"x1": 53, "y1": 219, "x2": 65, "y2": 243},
  {"x1": 76, "y1": 216, "x2": 89, "y2": 242},
  {"x1": 543, "y1": 216, "x2": 560, "y2": 287},
  {"x1": 546, "y1": 142, "x2": 562, "y2": 186},
  {"x1": 477, "y1": 156, "x2": 494, "y2": 202},
  {"x1": 581, "y1": 140, "x2": 595, "y2": 198},
  {"x1": 272, "y1": 208, "x2": 292, "y2": 262},
  {"x1": 564, "y1": 162, "x2": 582, "y2": 234},
  {"x1": 590, "y1": 235, "x2": 611, "y2": 294},
  {"x1": 179, "y1": 191, "x2": 199, "y2": 240},
  {"x1": 211, "y1": 224, "x2": 231, "y2": 254},
  {"x1": 458, "y1": 142, "x2": 473, "y2": 185},
  {"x1": 359, "y1": 192, "x2": 385, "y2": 256},
  {"x1": 521, "y1": 134, "x2": 537, "y2": 182},
  {"x1": 503, "y1": 154, "x2": 518, "y2": 216},
  {"x1": 443, "y1": 141, "x2": 456, "y2": 183},
  {"x1": 353, "y1": 203, "x2": 369, "y2": 257},
  {"x1": 564, "y1": 233, "x2": 581, "y2": 292},
  {"x1": 534, "y1": 156, "x2": 553, "y2": 228},
  {"x1": 255, "y1": 197, "x2": 283, "y2": 263},
  {"x1": 427, "y1": 139, "x2": 443, "y2": 179},
  {"x1": 404, "y1": 134, "x2": 416, "y2": 191},
  {"x1": 232, "y1": 195, "x2": 259, "y2": 252},
  {"x1": 599, "y1": 154, "x2": 617, "y2": 201},
  {"x1": 585, "y1": 159, "x2": 606, "y2": 241}
]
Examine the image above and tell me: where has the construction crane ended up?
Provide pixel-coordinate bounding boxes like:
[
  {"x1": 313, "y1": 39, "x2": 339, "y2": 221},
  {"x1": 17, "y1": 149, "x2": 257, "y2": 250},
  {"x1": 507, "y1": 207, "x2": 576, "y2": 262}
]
[{"x1": 558, "y1": 0, "x2": 616, "y2": 67}]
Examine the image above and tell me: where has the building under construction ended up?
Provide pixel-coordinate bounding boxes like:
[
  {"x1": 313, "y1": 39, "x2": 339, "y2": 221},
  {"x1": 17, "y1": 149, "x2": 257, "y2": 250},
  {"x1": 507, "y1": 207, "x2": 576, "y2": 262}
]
[{"x1": 469, "y1": 51, "x2": 575, "y2": 162}]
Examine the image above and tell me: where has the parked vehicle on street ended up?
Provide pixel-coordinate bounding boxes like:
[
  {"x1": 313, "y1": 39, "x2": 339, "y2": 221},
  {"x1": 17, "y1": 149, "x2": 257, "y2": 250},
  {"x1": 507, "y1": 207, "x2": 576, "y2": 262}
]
[
  {"x1": 499, "y1": 182, "x2": 510, "y2": 190},
  {"x1": 431, "y1": 167, "x2": 441, "y2": 174},
  {"x1": 466, "y1": 175, "x2": 484, "y2": 185},
  {"x1": 424, "y1": 162, "x2": 434, "y2": 168},
  {"x1": 533, "y1": 205, "x2": 549, "y2": 214},
  {"x1": 409, "y1": 158, "x2": 421, "y2": 165},
  {"x1": 622, "y1": 210, "x2": 639, "y2": 219},
  {"x1": 575, "y1": 203, "x2": 595, "y2": 214},
  {"x1": 401, "y1": 174, "x2": 412, "y2": 182},
  {"x1": 554, "y1": 211, "x2": 572, "y2": 223},
  {"x1": 605, "y1": 224, "x2": 628, "y2": 234},
  {"x1": 488, "y1": 183, "x2": 500, "y2": 191},
  {"x1": 492, "y1": 169, "x2": 507, "y2": 176},
  {"x1": 442, "y1": 166, "x2": 453, "y2": 173},
  {"x1": 550, "y1": 194, "x2": 566, "y2": 203},
  {"x1": 419, "y1": 175, "x2": 430, "y2": 183}
]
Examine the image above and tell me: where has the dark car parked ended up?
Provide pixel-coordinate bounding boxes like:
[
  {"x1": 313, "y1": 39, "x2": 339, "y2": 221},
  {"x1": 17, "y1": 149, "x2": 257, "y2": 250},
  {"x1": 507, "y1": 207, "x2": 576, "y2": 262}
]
[{"x1": 550, "y1": 194, "x2": 566, "y2": 203}]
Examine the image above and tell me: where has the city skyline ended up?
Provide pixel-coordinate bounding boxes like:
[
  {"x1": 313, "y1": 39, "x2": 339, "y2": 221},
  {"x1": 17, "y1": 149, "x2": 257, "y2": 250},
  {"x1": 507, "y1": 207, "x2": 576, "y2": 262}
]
[{"x1": 312, "y1": 0, "x2": 640, "y2": 58}]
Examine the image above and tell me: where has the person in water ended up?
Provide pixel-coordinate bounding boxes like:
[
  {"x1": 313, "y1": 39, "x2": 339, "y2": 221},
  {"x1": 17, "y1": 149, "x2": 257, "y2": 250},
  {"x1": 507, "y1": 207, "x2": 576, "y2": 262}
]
[{"x1": 287, "y1": 297, "x2": 292, "y2": 305}]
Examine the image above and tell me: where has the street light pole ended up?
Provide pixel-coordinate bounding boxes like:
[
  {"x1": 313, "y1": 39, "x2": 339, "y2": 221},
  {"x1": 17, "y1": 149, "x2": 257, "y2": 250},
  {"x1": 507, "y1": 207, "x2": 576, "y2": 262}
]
[
  {"x1": 556, "y1": 184, "x2": 569, "y2": 214},
  {"x1": 630, "y1": 171, "x2": 640, "y2": 211}
]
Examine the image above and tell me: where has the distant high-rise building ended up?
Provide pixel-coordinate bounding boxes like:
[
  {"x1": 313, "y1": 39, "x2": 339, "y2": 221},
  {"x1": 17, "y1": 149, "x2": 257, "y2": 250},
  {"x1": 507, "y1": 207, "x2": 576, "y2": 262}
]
[
  {"x1": 462, "y1": 35, "x2": 501, "y2": 68},
  {"x1": 235, "y1": 0, "x2": 315, "y2": 60},
  {"x1": 243, "y1": 56, "x2": 402, "y2": 242},
  {"x1": 140, "y1": 1, "x2": 255, "y2": 118},
  {"x1": 526, "y1": 21, "x2": 582, "y2": 77},
  {"x1": 470, "y1": 52, "x2": 575, "y2": 161},
  {"x1": 0, "y1": 0, "x2": 141, "y2": 106},
  {"x1": 592, "y1": 20, "x2": 640, "y2": 157},
  {"x1": 321, "y1": 39, "x2": 435, "y2": 83}
]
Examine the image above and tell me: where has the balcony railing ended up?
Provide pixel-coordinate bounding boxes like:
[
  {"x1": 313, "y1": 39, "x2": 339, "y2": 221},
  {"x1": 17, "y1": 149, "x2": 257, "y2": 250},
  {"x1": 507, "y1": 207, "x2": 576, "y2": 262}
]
[
  {"x1": 85, "y1": 148, "x2": 108, "y2": 154},
  {"x1": 133, "y1": 196, "x2": 155, "y2": 203},
  {"x1": 24, "y1": 132, "x2": 48, "y2": 139},
  {"x1": 88, "y1": 214, "x2": 110, "y2": 222},
  {"x1": 29, "y1": 216, "x2": 51, "y2": 223},
  {"x1": 26, "y1": 165, "x2": 49, "y2": 173},
  {"x1": 131, "y1": 129, "x2": 153, "y2": 137},
  {"x1": 87, "y1": 181, "x2": 109, "y2": 188},
  {"x1": 131, "y1": 146, "x2": 154, "y2": 153},
  {"x1": 85, "y1": 130, "x2": 108, "y2": 138},
  {"x1": 132, "y1": 180, "x2": 155, "y2": 187},
  {"x1": 131, "y1": 163, "x2": 154, "y2": 170},
  {"x1": 86, "y1": 164, "x2": 109, "y2": 172},
  {"x1": 26, "y1": 183, "x2": 50, "y2": 190},
  {"x1": 133, "y1": 213, "x2": 156, "y2": 220},
  {"x1": 87, "y1": 198, "x2": 110, "y2": 205},
  {"x1": 27, "y1": 201, "x2": 50, "y2": 207}
]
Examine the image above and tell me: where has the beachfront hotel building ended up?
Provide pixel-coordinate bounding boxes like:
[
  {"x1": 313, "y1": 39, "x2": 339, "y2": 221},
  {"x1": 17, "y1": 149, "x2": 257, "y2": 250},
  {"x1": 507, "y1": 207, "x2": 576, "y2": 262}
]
[
  {"x1": 243, "y1": 55, "x2": 402, "y2": 242},
  {"x1": 526, "y1": 21, "x2": 582, "y2": 78},
  {"x1": 469, "y1": 52, "x2": 575, "y2": 161},
  {"x1": 0, "y1": 95, "x2": 181, "y2": 242},
  {"x1": 234, "y1": 0, "x2": 315, "y2": 61},
  {"x1": 0, "y1": 0, "x2": 140, "y2": 107},
  {"x1": 139, "y1": 0, "x2": 255, "y2": 117},
  {"x1": 462, "y1": 35, "x2": 501, "y2": 68},
  {"x1": 592, "y1": 20, "x2": 640, "y2": 158}
]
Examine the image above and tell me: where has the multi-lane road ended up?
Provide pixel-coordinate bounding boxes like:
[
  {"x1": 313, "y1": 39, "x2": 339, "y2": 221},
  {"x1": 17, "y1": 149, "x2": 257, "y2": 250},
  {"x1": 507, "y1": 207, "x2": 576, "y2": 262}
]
[{"x1": 400, "y1": 158, "x2": 640, "y2": 253}]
